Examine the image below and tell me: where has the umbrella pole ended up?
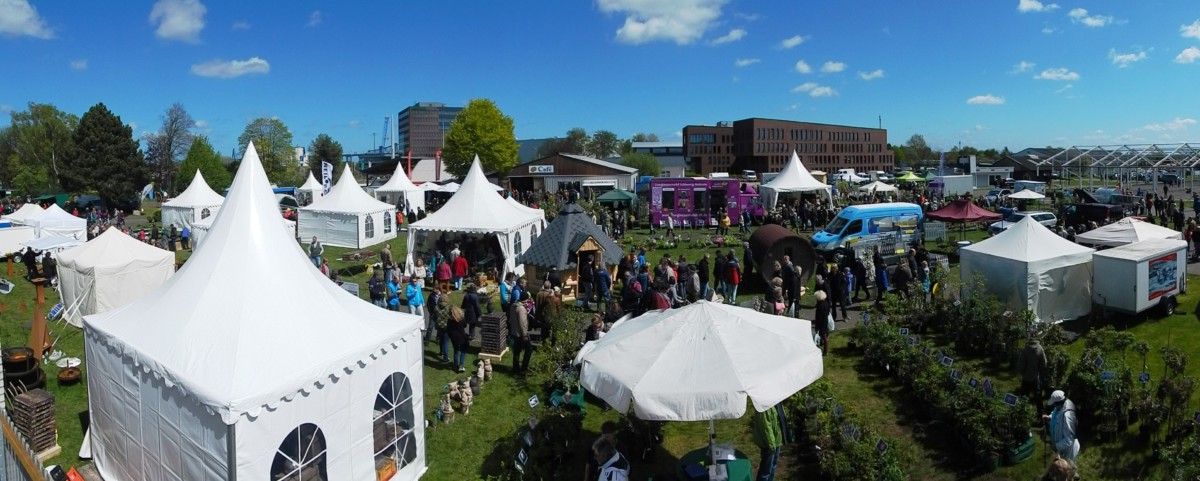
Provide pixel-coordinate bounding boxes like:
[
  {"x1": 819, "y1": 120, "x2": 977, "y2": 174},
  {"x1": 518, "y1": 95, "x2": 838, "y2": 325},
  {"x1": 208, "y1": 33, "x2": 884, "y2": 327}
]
[{"x1": 709, "y1": 419, "x2": 717, "y2": 465}]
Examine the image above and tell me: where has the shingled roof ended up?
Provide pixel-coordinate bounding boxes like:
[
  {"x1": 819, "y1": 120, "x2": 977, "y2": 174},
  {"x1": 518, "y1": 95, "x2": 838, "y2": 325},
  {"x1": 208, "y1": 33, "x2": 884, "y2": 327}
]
[{"x1": 518, "y1": 203, "x2": 622, "y2": 270}]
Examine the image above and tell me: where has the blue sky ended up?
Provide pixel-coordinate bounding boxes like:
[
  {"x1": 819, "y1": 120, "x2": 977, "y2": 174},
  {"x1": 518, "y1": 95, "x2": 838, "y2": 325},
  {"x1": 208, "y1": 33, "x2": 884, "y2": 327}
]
[{"x1": 2, "y1": 0, "x2": 1199, "y2": 157}]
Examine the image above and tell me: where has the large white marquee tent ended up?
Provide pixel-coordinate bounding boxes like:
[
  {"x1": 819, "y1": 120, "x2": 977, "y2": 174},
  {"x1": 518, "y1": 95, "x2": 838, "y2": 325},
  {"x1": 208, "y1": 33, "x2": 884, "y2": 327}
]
[
  {"x1": 759, "y1": 152, "x2": 833, "y2": 209},
  {"x1": 30, "y1": 203, "x2": 87, "y2": 240},
  {"x1": 299, "y1": 165, "x2": 397, "y2": 249},
  {"x1": 407, "y1": 156, "x2": 544, "y2": 277},
  {"x1": 162, "y1": 170, "x2": 225, "y2": 230},
  {"x1": 372, "y1": 163, "x2": 426, "y2": 215},
  {"x1": 190, "y1": 212, "x2": 297, "y2": 249},
  {"x1": 1074, "y1": 217, "x2": 1181, "y2": 247},
  {"x1": 57, "y1": 228, "x2": 175, "y2": 327},
  {"x1": 960, "y1": 216, "x2": 1095, "y2": 322},
  {"x1": 83, "y1": 143, "x2": 427, "y2": 481}
]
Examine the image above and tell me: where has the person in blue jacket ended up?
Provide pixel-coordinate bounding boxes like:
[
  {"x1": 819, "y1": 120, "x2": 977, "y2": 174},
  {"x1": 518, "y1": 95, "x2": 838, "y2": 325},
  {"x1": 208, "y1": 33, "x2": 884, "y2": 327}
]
[
  {"x1": 405, "y1": 277, "x2": 424, "y2": 317},
  {"x1": 386, "y1": 277, "x2": 402, "y2": 311}
]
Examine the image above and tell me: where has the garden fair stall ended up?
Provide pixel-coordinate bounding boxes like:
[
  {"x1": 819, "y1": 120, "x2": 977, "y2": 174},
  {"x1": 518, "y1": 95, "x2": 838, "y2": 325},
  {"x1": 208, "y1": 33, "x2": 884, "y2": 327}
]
[
  {"x1": 161, "y1": 170, "x2": 224, "y2": 231},
  {"x1": 296, "y1": 171, "x2": 324, "y2": 206},
  {"x1": 83, "y1": 143, "x2": 427, "y2": 481},
  {"x1": 2, "y1": 203, "x2": 45, "y2": 225},
  {"x1": 517, "y1": 202, "x2": 619, "y2": 297},
  {"x1": 28, "y1": 203, "x2": 86, "y2": 240},
  {"x1": 406, "y1": 156, "x2": 543, "y2": 279},
  {"x1": 575, "y1": 301, "x2": 824, "y2": 470},
  {"x1": 1074, "y1": 217, "x2": 1180, "y2": 248},
  {"x1": 759, "y1": 152, "x2": 832, "y2": 209},
  {"x1": 56, "y1": 227, "x2": 175, "y2": 328},
  {"x1": 299, "y1": 164, "x2": 397, "y2": 249},
  {"x1": 925, "y1": 198, "x2": 1002, "y2": 242},
  {"x1": 372, "y1": 162, "x2": 426, "y2": 215},
  {"x1": 858, "y1": 180, "x2": 898, "y2": 193},
  {"x1": 190, "y1": 210, "x2": 296, "y2": 249},
  {"x1": 20, "y1": 235, "x2": 82, "y2": 254},
  {"x1": 959, "y1": 216, "x2": 1095, "y2": 322},
  {"x1": 595, "y1": 188, "x2": 638, "y2": 210}
]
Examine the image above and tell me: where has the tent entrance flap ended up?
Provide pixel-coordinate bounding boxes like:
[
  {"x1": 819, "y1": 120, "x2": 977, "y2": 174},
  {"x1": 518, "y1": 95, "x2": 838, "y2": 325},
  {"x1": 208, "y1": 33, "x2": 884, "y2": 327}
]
[{"x1": 409, "y1": 230, "x2": 509, "y2": 279}]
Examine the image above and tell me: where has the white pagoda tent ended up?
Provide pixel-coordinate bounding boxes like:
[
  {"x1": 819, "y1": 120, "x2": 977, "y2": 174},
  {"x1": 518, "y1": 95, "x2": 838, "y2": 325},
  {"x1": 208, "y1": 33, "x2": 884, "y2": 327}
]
[
  {"x1": 83, "y1": 143, "x2": 427, "y2": 481},
  {"x1": 3, "y1": 203, "x2": 45, "y2": 225},
  {"x1": 299, "y1": 165, "x2": 397, "y2": 249},
  {"x1": 759, "y1": 152, "x2": 832, "y2": 209},
  {"x1": 57, "y1": 228, "x2": 175, "y2": 327},
  {"x1": 1074, "y1": 217, "x2": 1181, "y2": 247},
  {"x1": 162, "y1": 170, "x2": 225, "y2": 230},
  {"x1": 30, "y1": 203, "x2": 87, "y2": 240},
  {"x1": 372, "y1": 163, "x2": 426, "y2": 215},
  {"x1": 296, "y1": 171, "x2": 324, "y2": 206},
  {"x1": 960, "y1": 216, "x2": 1095, "y2": 322},
  {"x1": 407, "y1": 156, "x2": 544, "y2": 277}
]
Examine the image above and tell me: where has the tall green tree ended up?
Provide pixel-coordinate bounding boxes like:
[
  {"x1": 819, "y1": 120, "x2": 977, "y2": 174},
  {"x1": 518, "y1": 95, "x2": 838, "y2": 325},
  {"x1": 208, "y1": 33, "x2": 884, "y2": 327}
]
[
  {"x1": 442, "y1": 98, "x2": 519, "y2": 178},
  {"x1": 620, "y1": 151, "x2": 661, "y2": 177},
  {"x1": 630, "y1": 132, "x2": 659, "y2": 142},
  {"x1": 176, "y1": 136, "x2": 232, "y2": 193},
  {"x1": 67, "y1": 103, "x2": 147, "y2": 205},
  {"x1": 534, "y1": 127, "x2": 590, "y2": 158},
  {"x1": 144, "y1": 103, "x2": 196, "y2": 193},
  {"x1": 585, "y1": 130, "x2": 620, "y2": 159},
  {"x1": 904, "y1": 134, "x2": 932, "y2": 164},
  {"x1": 7, "y1": 103, "x2": 78, "y2": 192},
  {"x1": 307, "y1": 133, "x2": 344, "y2": 183},
  {"x1": 237, "y1": 117, "x2": 295, "y2": 184}
]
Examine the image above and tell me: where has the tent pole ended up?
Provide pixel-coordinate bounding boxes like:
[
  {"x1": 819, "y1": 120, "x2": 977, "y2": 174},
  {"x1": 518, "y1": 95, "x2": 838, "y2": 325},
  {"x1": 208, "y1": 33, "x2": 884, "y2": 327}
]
[
  {"x1": 709, "y1": 419, "x2": 716, "y2": 465},
  {"x1": 227, "y1": 423, "x2": 238, "y2": 481}
]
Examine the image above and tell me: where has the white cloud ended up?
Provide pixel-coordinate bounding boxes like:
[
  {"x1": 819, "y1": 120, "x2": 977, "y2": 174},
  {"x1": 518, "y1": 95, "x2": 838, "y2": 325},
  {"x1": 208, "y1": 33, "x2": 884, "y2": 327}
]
[
  {"x1": 0, "y1": 0, "x2": 54, "y2": 38},
  {"x1": 128, "y1": 122, "x2": 139, "y2": 132},
  {"x1": 1042, "y1": 26, "x2": 1056, "y2": 34},
  {"x1": 348, "y1": 120, "x2": 361, "y2": 128},
  {"x1": 306, "y1": 10, "x2": 322, "y2": 27},
  {"x1": 149, "y1": 0, "x2": 206, "y2": 43},
  {"x1": 1068, "y1": 8, "x2": 1112, "y2": 28},
  {"x1": 69, "y1": 59, "x2": 87, "y2": 70},
  {"x1": 786, "y1": 103, "x2": 800, "y2": 111},
  {"x1": 1176, "y1": 46, "x2": 1200, "y2": 64},
  {"x1": 191, "y1": 57, "x2": 270, "y2": 78},
  {"x1": 734, "y1": 12, "x2": 759, "y2": 21},
  {"x1": 232, "y1": 21, "x2": 250, "y2": 30},
  {"x1": 1139, "y1": 117, "x2": 1196, "y2": 132},
  {"x1": 597, "y1": 0, "x2": 728, "y2": 45},
  {"x1": 1183, "y1": 20, "x2": 1200, "y2": 40},
  {"x1": 794, "y1": 60, "x2": 811, "y2": 74},
  {"x1": 0, "y1": 104, "x2": 12, "y2": 114},
  {"x1": 1010, "y1": 60, "x2": 1035, "y2": 74},
  {"x1": 1034, "y1": 67, "x2": 1079, "y2": 80},
  {"x1": 820, "y1": 61, "x2": 845, "y2": 73},
  {"x1": 734, "y1": 58, "x2": 760, "y2": 67},
  {"x1": 1109, "y1": 48, "x2": 1147, "y2": 68},
  {"x1": 792, "y1": 82, "x2": 818, "y2": 92},
  {"x1": 1017, "y1": 0, "x2": 1059, "y2": 13},
  {"x1": 673, "y1": 130, "x2": 683, "y2": 138},
  {"x1": 966, "y1": 94, "x2": 1005, "y2": 105},
  {"x1": 710, "y1": 28, "x2": 745, "y2": 45},
  {"x1": 1055, "y1": 84, "x2": 1073, "y2": 94},
  {"x1": 791, "y1": 82, "x2": 836, "y2": 97},
  {"x1": 858, "y1": 69, "x2": 884, "y2": 80},
  {"x1": 194, "y1": 119, "x2": 211, "y2": 134},
  {"x1": 779, "y1": 34, "x2": 806, "y2": 49}
]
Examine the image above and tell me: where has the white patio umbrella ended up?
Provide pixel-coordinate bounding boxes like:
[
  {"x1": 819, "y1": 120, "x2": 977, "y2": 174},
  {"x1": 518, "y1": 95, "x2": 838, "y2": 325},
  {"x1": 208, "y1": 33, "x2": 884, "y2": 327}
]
[
  {"x1": 574, "y1": 301, "x2": 824, "y2": 458},
  {"x1": 1008, "y1": 190, "x2": 1045, "y2": 200},
  {"x1": 859, "y1": 181, "x2": 898, "y2": 193}
]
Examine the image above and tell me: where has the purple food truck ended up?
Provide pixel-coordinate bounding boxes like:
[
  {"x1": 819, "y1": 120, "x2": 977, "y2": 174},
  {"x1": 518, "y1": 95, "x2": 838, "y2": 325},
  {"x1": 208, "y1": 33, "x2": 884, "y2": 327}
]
[{"x1": 649, "y1": 178, "x2": 765, "y2": 227}]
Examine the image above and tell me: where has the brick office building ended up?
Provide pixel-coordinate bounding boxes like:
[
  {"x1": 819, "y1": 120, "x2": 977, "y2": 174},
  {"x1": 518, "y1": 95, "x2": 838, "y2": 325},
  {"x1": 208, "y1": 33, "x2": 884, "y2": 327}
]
[
  {"x1": 684, "y1": 118, "x2": 894, "y2": 177},
  {"x1": 397, "y1": 102, "x2": 462, "y2": 159}
]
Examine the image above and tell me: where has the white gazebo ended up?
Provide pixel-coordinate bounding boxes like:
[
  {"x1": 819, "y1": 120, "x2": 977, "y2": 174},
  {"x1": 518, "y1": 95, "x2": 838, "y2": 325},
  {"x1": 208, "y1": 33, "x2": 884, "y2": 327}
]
[
  {"x1": 296, "y1": 171, "x2": 325, "y2": 206},
  {"x1": 83, "y1": 143, "x2": 427, "y2": 481},
  {"x1": 373, "y1": 163, "x2": 426, "y2": 215},
  {"x1": 759, "y1": 152, "x2": 833, "y2": 209},
  {"x1": 299, "y1": 165, "x2": 397, "y2": 249},
  {"x1": 407, "y1": 156, "x2": 544, "y2": 277},
  {"x1": 3, "y1": 203, "x2": 45, "y2": 225},
  {"x1": 162, "y1": 170, "x2": 225, "y2": 230},
  {"x1": 29, "y1": 203, "x2": 87, "y2": 240},
  {"x1": 858, "y1": 180, "x2": 898, "y2": 193},
  {"x1": 1074, "y1": 217, "x2": 1181, "y2": 247},
  {"x1": 57, "y1": 228, "x2": 175, "y2": 327},
  {"x1": 960, "y1": 216, "x2": 1095, "y2": 322}
]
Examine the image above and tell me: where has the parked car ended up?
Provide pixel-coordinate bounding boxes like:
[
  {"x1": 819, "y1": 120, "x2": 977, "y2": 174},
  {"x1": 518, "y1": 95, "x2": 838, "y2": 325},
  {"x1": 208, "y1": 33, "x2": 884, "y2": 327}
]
[
  {"x1": 1063, "y1": 203, "x2": 1125, "y2": 227},
  {"x1": 1159, "y1": 173, "x2": 1180, "y2": 185},
  {"x1": 988, "y1": 211, "x2": 1057, "y2": 235},
  {"x1": 984, "y1": 188, "x2": 1012, "y2": 205}
]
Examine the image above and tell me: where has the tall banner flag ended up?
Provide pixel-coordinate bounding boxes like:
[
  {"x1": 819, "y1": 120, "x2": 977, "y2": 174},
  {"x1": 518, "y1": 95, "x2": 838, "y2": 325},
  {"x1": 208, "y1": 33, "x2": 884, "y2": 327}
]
[
  {"x1": 938, "y1": 152, "x2": 945, "y2": 174},
  {"x1": 321, "y1": 162, "x2": 333, "y2": 195}
]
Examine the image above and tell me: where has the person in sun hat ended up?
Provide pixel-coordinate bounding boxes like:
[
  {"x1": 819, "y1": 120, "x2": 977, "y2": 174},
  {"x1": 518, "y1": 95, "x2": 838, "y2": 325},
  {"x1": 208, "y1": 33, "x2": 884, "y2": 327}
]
[{"x1": 1042, "y1": 390, "x2": 1079, "y2": 463}]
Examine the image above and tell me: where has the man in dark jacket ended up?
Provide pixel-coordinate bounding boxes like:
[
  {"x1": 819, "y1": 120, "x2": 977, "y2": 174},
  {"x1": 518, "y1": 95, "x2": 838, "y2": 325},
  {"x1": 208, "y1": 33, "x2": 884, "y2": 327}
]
[
  {"x1": 713, "y1": 251, "x2": 728, "y2": 299},
  {"x1": 579, "y1": 255, "x2": 596, "y2": 311},
  {"x1": 892, "y1": 260, "x2": 913, "y2": 298},
  {"x1": 852, "y1": 256, "x2": 870, "y2": 302},
  {"x1": 742, "y1": 242, "x2": 754, "y2": 278},
  {"x1": 697, "y1": 253, "x2": 711, "y2": 300},
  {"x1": 462, "y1": 284, "x2": 483, "y2": 341},
  {"x1": 780, "y1": 255, "x2": 797, "y2": 304},
  {"x1": 595, "y1": 264, "x2": 612, "y2": 315},
  {"x1": 826, "y1": 267, "x2": 842, "y2": 321},
  {"x1": 21, "y1": 247, "x2": 39, "y2": 280}
]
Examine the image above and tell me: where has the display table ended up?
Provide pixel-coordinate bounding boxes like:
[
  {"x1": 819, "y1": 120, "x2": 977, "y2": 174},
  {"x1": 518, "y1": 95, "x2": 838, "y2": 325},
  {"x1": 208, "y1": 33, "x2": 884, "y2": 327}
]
[{"x1": 676, "y1": 446, "x2": 753, "y2": 481}]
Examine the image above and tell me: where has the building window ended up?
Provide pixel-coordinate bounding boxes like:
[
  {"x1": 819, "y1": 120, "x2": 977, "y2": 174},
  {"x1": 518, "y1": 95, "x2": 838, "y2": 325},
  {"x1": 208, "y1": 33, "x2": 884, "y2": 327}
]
[
  {"x1": 374, "y1": 372, "x2": 418, "y2": 475},
  {"x1": 200, "y1": 208, "x2": 211, "y2": 219},
  {"x1": 384, "y1": 212, "x2": 393, "y2": 234},
  {"x1": 365, "y1": 215, "x2": 376, "y2": 238},
  {"x1": 271, "y1": 424, "x2": 327, "y2": 481}
]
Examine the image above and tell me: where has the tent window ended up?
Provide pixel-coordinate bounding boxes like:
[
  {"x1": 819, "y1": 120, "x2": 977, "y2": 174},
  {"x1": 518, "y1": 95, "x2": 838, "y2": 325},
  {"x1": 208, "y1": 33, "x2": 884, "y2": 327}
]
[
  {"x1": 514, "y1": 232, "x2": 523, "y2": 254},
  {"x1": 374, "y1": 372, "x2": 417, "y2": 473},
  {"x1": 270, "y1": 423, "x2": 328, "y2": 481},
  {"x1": 200, "y1": 208, "x2": 211, "y2": 220},
  {"x1": 530, "y1": 224, "x2": 538, "y2": 243},
  {"x1": 365, "y1": 215, "x2": 376, "y2": 238},
  {"x1": 384, "y1": 213, "x2": 393, "y2": 234}
]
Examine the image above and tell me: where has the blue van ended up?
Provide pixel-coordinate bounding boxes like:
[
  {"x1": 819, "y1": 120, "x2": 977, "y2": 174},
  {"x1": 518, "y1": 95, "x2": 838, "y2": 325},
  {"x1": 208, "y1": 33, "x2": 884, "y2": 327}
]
[{"x1": 811, "y1": 203, "x2": 924, "y2": 252}]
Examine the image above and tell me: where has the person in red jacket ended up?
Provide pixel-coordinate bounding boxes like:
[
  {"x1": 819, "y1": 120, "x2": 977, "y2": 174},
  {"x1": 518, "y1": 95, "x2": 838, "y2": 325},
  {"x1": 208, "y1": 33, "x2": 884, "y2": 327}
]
[
  {"x1": 725, "y1": 257, "x2": 741, "y2": 305},
  {"x1": 435, "y1": 255, "x2": 452, "y2": 292},
  {"x1": 452, "y1": 253, "x2": 470, "y2": 290}
]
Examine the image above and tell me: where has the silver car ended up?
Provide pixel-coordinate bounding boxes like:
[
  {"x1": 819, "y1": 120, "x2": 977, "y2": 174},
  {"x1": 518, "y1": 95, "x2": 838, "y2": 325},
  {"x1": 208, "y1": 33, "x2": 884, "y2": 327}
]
[{"x1": 988, "y1": 211, "x2": 1057, "y2": 235}]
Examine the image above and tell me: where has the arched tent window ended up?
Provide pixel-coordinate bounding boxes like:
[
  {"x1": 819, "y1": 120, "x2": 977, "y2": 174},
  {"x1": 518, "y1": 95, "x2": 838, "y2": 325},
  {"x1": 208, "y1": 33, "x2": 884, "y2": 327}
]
[
  {"x1": 374, "y1": 372, "x2": 417, "y2": 472},
  {"x1": 530, "y1": 224, "x2": 538, "y2": 243},
  {"x1": 365, "y1": 215, "x2": 376, "y2": 238},
  {"x1": 200, "y1": 208, "x2": 212, "y2": 219},
  {"x1": 384, "y1": 213, "x2": 393, "y2": 234},
  {"x1": 270, "y1": 423, "x2": 327, "y2": 481},
  {"x1": 513, "y1": 231, "x2": 522, "y2": 255}
]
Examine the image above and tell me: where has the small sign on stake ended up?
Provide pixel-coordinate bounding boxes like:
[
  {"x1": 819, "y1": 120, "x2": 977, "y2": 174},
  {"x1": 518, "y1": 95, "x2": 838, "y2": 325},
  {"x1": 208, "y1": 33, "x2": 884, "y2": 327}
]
[
  {"x1": 528, "y1": 395, "x2": 540, "y2": 409},
  {"x1": 899, "y1": 327, "x2": 909, "y2": 336},
  {"x1": 876, "y1": 438, "x2": 889, "y2": 454},
  {"x1": 923, "y1": 345, "x2": 933, "y2": 357},
  {"x1": 950, "y1": 369, "x2": 963, "y2": 381},
  {"x1": 968, "y1": 378, "x2": 980, "y2": 388},
  {"x1": 907, "y1": 336, "x2": 918, "y2": 346},
  {"x1": 941, "y1": 356, "x2": 955, "y2": 368},
  {"x1": 983, "y1": 379, "x2": 995, "y2": 397},
  {"x1": 1139, "y1": 372, "x2": 1151, "y2": 384},
  {"x1": 1002, "y1": 393, "x2": 1019, "y2": 407},
  {"x1": 1100, "y1": 370, "x2": 1116, "y2": 381},
  {"x1": 1093, "y1": 357, "x2": 1104, "y2": 369}
]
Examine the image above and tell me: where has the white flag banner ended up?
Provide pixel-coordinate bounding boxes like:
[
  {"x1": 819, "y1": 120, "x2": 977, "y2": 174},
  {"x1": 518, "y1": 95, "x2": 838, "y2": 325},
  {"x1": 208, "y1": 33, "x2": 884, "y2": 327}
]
[{"x1": 321, "y1": 162, "x2": 333, "y2": 195}]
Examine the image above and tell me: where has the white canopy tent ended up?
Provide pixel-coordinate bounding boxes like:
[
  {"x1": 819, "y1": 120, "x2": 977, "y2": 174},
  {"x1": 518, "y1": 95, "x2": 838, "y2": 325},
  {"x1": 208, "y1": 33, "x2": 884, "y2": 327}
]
[
  {"x1": 296, "y1": 171, "x2": 324, "y2": 206},
  {"x1": 960, "y1": 216, "x2": 1095, "y2": 322},
  {"x1": 20, "y1": 235, "x2": 82, "y2": 254},
  {"x1": 162, "y1": 170, "x2": 225, "y2": 230},
  {"x1": 372, "y1": 163, "x2": 426, "y2": 215},
  {"x1": 3, "y1": 203, "x2": 45, "y2": 225},
  {"x1": 407, "y1": 156, "x2": 544, "y2": 277},
  {"x1": 759, "y1": 152, "x2": 833, "y2": 209},
  {"x1": 29, "y1": 203, "x2": 87, "y2": 240},
  {"x1": 191, "y1": 211, "x2": 296, "y2": 249},
  {"x1": 858, "y1": 180, "x2": 898, "y2": 193},
  {"x1": 1075, "y1": 217, "x2": 1181, "y2": 247},
  {"x1": 57, "y1": 228, "x2": 175, "y2": 327},
  {"x1": 1008, "y1": 190, "x2": 1046, "y2": 200},
  {"x1": 83, "y1": 143, "x2": 427, "y2": 481},
  {"x1": 299, "y1": 165, "x2": 397, "y2": 249}
]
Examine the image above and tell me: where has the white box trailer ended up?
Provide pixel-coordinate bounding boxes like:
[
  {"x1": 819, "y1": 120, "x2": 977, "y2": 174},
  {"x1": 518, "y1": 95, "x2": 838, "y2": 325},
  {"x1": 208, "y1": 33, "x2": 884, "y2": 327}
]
[
  {"x1": 933, "y1": 175, "x2": 974, "y2": 197},
  {"x1": 1092, "y1": 238, "x2": 1188, "y2": 317}
]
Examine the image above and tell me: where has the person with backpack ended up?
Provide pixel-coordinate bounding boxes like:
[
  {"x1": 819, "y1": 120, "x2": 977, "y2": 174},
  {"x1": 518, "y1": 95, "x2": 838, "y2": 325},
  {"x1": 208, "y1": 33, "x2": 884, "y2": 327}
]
[{"x1": 1042, "y1": 390, "x2": 1080, "y2": 463}]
